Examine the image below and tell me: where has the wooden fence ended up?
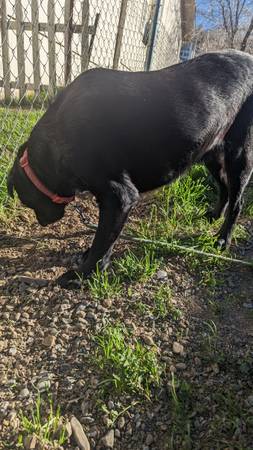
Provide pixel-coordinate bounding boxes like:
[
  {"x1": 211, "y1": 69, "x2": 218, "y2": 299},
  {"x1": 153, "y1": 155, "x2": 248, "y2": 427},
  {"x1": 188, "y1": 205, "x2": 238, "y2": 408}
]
[{"x1": 0, "y1": 0, "x2": 100, "y2": 100}]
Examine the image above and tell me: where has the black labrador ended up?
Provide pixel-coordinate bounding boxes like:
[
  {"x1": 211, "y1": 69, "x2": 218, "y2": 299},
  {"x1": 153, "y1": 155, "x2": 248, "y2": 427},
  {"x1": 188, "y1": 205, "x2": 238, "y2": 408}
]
[{"x1": 7, "y1": 49, "x2": 253, "y2": 287}]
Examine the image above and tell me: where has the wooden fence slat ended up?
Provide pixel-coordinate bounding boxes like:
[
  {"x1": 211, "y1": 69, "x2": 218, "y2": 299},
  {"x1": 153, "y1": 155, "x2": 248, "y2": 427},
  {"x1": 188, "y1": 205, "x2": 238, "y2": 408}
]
[
  {"x1": 64, "y1": 0, "x2": 74, "y2": 85},
  {"x1": 32, "y1": 0, "x2": 41, "y2": 95},
  {"x1": 8, "y1": 20, "x2": 95, "y2": 34},
  {"x1": 15, "y1": 0, "x2": 25, "y2": 99},
  {"x1": 0, "y1": 0, "x2": 11, "y2": 100},
  {"x1": 113, "y1": 0, "x2": 128, "y2": 69},
  {"x1": 81, "y1": 0, "x2": 89, "y2": 72},
  {"x1": 47, "y1": 0, "x2": 56, "y2": 97}
]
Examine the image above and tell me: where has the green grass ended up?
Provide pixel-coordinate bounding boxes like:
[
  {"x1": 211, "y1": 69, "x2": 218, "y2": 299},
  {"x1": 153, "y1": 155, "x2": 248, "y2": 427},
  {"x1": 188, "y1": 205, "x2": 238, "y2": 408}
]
[
  {"x1": 133, "y1": 285, "x2": 182, "y2": 320},
  {"x1": 0, "y1": 107, "x2": 44, "y2": 219},
  {"x1": 153, "y1": 285, "x2": 181, "y2": 320},
  {"x1": 93, "y1": 324, "x2": 162, "y2": 398},
  {"x1": 17, "y1": 392, "x2": 67, "y2": 448},
  {"x1": 129, "y1": 165, "x2": 247, "y2": 285},
  {"x1": 87, "y1": 265, "x2": 122, "y2": 299},
  {"x1": 115, "y1": 246, "x2": 160, "y2": 282},
  {"x1": 167, "y1": 374, "x2": 193, "y2": 450}
]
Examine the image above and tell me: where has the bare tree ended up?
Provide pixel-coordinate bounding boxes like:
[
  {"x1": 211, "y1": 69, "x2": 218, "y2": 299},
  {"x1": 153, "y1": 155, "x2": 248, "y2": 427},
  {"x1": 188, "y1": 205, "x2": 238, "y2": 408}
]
[{"x1": 197, "y1": 0, "x2": 253, "y2": 52}]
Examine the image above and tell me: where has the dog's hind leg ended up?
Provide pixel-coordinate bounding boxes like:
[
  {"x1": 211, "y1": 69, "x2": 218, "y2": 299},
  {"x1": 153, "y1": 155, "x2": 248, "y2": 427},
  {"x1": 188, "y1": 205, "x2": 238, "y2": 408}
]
[
  {"x1": 202, "y1": 146, "x2": 228, "y2": 221},
  {"x1": 58, "y1": 172, "x2": 139, "y2": 287},
  {"x1": 215, "y1": 98, "x2": 253, "y2": 248}
]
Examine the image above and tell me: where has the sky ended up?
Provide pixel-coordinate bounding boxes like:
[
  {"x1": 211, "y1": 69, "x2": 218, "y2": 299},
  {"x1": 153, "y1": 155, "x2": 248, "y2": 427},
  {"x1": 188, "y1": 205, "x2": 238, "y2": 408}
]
[{"x1": 195, "y1": 0, "x2": 253, "y2": 30}]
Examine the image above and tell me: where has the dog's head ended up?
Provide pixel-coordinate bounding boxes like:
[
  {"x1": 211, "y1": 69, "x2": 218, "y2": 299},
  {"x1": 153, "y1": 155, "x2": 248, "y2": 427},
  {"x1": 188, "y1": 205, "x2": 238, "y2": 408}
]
[{"x1": 7, "y1": 142, "x2": 66, "y2": 226}]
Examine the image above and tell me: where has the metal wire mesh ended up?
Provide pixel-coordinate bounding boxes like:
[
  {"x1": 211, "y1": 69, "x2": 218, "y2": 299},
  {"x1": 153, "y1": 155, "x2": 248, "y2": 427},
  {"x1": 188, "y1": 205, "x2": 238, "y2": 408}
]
[{"x1": 0, "y1": 0, "x2": 182, "y2": 196}]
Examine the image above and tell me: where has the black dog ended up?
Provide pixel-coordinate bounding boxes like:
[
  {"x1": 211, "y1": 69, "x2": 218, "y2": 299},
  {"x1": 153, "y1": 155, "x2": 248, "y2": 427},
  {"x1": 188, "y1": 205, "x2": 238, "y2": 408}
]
[{"x1": 7, "y1": 49, "x2": 253, "y2": 287}]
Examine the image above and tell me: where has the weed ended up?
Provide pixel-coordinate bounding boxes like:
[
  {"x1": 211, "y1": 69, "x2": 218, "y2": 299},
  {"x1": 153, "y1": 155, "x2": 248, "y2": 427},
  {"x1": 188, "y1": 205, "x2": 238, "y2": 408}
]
[
  {"x1": 207, "y1": 390, "x2": 253, "y2": 448},
  {"x1": 203, "y1": 320, "x2": 218, "y2": 354},
  {"x1": 167, "y1": 374, "x2": 193, "y2": 450},
  {"x1": 134, "y1": 300, "x2": 150, "y2": 315},
  {"x1": 115, "y1": 247, "x2": 160, "y2": 282},
  {"x1": 17, "y1": 392, "x2": 67, "y2": 448},
  {"x1": 99, "y1": 401, "x2": 138, "y2": 427},
  {"x1": 152, "y1": 285, "x2": 181, "y2": 320},
  {"x1": 94, "y1": 324, "x2": 162, "y2": 397},
  {"x1": 87, "y1": 265, "x2": 122, "y2": 299}
]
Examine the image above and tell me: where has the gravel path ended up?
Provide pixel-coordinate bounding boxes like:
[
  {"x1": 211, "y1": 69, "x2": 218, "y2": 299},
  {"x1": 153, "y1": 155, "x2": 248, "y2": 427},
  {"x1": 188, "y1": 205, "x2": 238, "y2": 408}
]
[{"x1": 1, "y1": 200, "x2": 253, "y2": 450}]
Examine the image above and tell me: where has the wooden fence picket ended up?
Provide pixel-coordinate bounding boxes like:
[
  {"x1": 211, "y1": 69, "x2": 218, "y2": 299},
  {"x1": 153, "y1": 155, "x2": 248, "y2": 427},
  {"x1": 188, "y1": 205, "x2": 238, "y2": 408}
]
[
  {"x1": 32, "y1": 0, "x2": 41, "y2": 95},
  {"x1": 47, "y1": 0, "x2": 56, "y2": 97},
  {"x1": 0, "y1": 0, "x2": 11, "y2": 99},
  {"x1": 15, "y1": 0, "x2": 25, "y2": 99}
]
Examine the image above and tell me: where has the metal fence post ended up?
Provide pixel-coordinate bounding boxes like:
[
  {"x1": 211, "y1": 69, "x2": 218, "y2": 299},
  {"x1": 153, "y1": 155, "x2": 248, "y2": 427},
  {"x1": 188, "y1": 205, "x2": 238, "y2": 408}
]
[{"x1": 144, "y1": 0, "x2": 161, "y2": 71}]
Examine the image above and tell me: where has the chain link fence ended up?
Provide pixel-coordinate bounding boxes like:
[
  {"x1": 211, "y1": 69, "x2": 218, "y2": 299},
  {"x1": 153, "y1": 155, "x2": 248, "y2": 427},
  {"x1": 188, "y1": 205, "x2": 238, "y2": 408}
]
[{"x1": 0, "y1": 0, "x2": 182, "y2": 202}]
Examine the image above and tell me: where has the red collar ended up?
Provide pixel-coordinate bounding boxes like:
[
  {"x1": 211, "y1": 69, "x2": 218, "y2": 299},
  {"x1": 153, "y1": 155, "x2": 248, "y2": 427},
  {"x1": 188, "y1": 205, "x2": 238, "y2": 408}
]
[{"x1": 19, "y1": 149, "x2": 75, "y2": 205}]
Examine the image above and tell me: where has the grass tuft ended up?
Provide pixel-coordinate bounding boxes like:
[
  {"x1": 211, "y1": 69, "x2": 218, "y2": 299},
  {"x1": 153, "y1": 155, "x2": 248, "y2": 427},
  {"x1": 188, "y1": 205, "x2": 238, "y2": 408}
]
[
  {"x1": 94, "y1": 324, "x2": 162, "y2": 397},
  {"x1": 17, "y1": 392, "x2": 67, "y2": 448},
  {"x1": 115, "y1": 247, "x2": 160, "y2": 282},
  {"x1": 87, "y1": 265, "x2": 122, "y2": 299}
]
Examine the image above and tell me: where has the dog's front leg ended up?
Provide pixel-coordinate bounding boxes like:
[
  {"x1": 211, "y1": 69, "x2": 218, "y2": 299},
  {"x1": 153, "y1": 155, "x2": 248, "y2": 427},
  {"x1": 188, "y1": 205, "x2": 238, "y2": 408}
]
[{"x1": 57, "y1": 173, "x2": 139, "y2": 287}]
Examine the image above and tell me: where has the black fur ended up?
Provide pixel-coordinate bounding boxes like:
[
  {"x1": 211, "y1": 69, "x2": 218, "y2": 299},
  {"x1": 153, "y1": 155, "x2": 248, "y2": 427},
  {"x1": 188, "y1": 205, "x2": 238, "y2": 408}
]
[{"x1": 7, "y1": 49, "x2": 253, "y2": 286}]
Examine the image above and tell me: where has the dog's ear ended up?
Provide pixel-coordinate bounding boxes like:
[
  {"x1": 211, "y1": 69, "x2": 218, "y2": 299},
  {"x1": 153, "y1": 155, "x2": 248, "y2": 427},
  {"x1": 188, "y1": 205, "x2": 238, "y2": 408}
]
[{"x1": 7, "y1": 171, "x2": 14, "y2": 198}]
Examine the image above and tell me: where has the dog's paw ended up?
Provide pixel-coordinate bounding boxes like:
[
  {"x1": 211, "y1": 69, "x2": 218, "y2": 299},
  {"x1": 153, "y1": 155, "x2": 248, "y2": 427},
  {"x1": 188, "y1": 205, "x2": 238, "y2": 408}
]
[{"x1": 57, "y1": 270, "x2": 83, "y2": 289}]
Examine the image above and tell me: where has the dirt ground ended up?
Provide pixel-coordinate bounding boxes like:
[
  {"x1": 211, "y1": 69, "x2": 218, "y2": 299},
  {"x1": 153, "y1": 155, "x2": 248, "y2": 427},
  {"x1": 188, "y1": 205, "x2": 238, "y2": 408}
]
[{"x1": 0, "y1": 197, "x2": 253, "y2": 450}]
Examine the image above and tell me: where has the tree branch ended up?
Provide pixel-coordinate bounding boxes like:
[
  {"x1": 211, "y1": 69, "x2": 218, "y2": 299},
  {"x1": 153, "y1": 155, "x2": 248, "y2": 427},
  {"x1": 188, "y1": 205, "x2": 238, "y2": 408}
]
[{"x1": 240, "y1": 15, "x2": 253, "y2": 50}]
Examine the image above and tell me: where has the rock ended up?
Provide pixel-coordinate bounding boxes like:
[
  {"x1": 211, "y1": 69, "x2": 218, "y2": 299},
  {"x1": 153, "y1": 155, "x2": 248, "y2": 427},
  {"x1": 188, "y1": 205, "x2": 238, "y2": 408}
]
[
  {"x1": 246, "y1": 395, "x2": 253, "y2": 406},
  {"x1": 19, "y1": 388, "x2": 30, "y2": 399},
  {"x1": 141, "y1": 334, "x2": 155, "y2": 346},
  {"x1": 172, "y1": 341, "x2": 184, "y2": 355},
  {"x1": 86, "y1": 312, "x2": 97, "y2": 321},
  {"x1": 115, "y1": 429, "x2": 120, "y2": 438},
  {"x1": 8, "y1": 410, "x2": 19, "y2": 429},
  {"x1": 81, "y1": 400, "x2": 89, "y2": 415},
  {"x1": 145, "y1": 433, "x2": 154, "y2": 445},
  {"x1": 103, "y1": 299, "x2": 112, "y2": 308},
  {"x1": 23, "y1": 434, "x2": 37, "y2": 449},
  {"x1": 17, "y1": 276, "x2": 48, "y2": 287},
  {"x1": 107, "y1": 400, "x2": 114, "y2": 410},
  {"x1": 9, "y1": 347, "x2": 17, "y2": 356},
  {"x1": 37, "y1": 380, "x2": 51, "y2": 392},
  {"x1": 175, "y1": 363, "x2": 187, "y2": 370},
  {"x1": 43, "y1": 335, "x2": 56, "y2": 348},
  {"x1": 70, "y1": 415, "x2": 90, "y2": 450},
  {"x1": 101, "y1": 429, "x2": 115, "y2": 448},
  {"x1": 117, "y1": 416, "x2": 125, "y2": 429},
  {"x1": 156, "y1": 270, "x2": 168, "y2": 280},
  {"x1": 102, "y1": 415, "x2": 113, "y2": 427},
  {"x1": 81, "y1": 416, "x2": 95, "y2": 425},
  {"x1": 65, "y1": 421, "x2": 72, "y2": 438},
  {"x1": 0, "y1": 341, "x2": 6, "y2": 351}
]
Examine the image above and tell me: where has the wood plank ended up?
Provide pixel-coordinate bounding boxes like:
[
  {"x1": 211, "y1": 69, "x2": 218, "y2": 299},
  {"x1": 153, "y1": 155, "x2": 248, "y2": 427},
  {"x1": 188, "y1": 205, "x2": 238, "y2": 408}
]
[
  {"x1": 113, "y1": 0, "x2": 128, "y2": 69},
  {"x1": 8, "y1": 20, "x2": 95, "y2": 34},
  {"x1": 15, "y1": 0, "x2": 26, "y2": 99},
  {"x1": 47, "y1": 0, "x2": 56, "y2": 97},
  {"x1": 81, "y1": 0, "x2": 89, "y2": 72},
  {"x1": 0, "y1": 0, "x2": 11, "y2": 100},
  {"x1": 31, "y1": 0, "x2": 41, "y2": 94},
  {"x1": 64, "y1": 0, "x2": 74, "y2": 85}
]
